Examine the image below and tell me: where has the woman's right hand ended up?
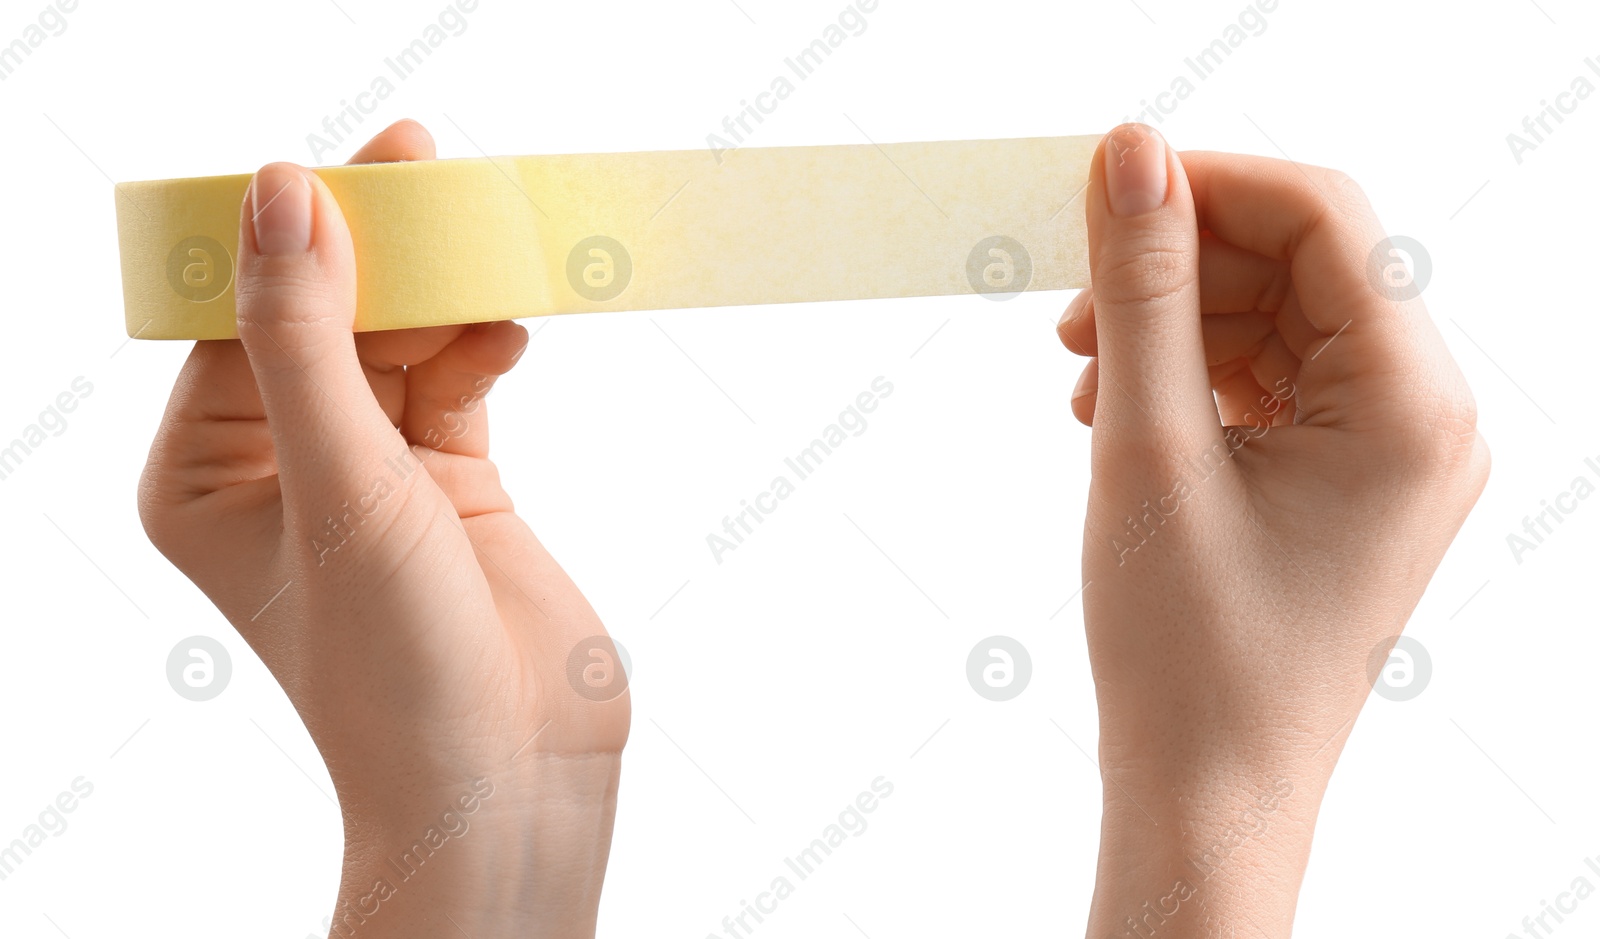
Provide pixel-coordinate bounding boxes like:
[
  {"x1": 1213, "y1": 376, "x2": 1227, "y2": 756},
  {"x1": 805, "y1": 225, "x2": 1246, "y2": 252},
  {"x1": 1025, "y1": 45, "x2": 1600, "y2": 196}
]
[{"x1": 1057, "y1": 124, "x2": 1489, "y2": 936}]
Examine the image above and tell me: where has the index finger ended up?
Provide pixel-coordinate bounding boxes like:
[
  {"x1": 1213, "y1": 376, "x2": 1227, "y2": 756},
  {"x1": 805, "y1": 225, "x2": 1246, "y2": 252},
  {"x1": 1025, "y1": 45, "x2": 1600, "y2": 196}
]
[{"x1": 1180, "y1": 151, "x2": 1447, "y2": 426}]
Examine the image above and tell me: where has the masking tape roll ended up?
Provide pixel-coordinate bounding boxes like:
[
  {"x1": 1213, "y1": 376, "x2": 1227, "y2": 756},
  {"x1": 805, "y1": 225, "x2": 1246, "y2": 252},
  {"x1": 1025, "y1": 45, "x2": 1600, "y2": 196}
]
[{"x1": 115, "y1": 136, "x2": 1098, "y2": 340}]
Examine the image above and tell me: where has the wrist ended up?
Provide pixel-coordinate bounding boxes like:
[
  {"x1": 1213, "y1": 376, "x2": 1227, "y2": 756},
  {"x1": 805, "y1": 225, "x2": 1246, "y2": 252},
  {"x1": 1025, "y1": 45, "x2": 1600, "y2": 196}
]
[
  {"x1": 329, "y1": 752, "x2": 622, "y2": 939},
  {"x1": 1089, "y1": 772, "x2": 1324, "y2": 939}
]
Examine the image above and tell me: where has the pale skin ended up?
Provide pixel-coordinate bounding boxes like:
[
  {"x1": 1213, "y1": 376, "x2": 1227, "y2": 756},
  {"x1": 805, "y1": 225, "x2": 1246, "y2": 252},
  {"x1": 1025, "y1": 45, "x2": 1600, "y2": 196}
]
[
  {"x1": 1058, "y1": 124, "x2": 1488, "y2": 936},
  {"x1": 138, "y1": 121, "x2": 628, "y2": 938},
  {"x1": 137, "y1": 119, "x2": 1486, "y2": 937}
]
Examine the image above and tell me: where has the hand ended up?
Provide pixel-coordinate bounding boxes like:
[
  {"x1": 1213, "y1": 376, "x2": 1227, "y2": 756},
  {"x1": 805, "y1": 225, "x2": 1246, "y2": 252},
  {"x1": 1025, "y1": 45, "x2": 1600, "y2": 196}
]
[
  {"x1": 1057, "y1": 124, "x2": 1488, "y2": 935},
  {"x1": 138, "y1": 120, "x2": 629, "y2": 938}
]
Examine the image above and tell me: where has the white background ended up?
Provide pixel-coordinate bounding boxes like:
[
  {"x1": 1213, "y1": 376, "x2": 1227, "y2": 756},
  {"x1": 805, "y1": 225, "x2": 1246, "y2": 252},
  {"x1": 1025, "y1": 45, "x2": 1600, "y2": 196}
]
[{"x1": 1, "y1": 0, "x2": 1595, "y2": 936}]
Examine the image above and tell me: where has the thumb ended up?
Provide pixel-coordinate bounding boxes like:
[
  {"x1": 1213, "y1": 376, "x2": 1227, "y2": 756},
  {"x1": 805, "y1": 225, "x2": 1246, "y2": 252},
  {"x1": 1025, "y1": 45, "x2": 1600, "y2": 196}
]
[
  {"x1": 1085, "y1": 125, "x2": 1215, "y2": 450},
  {"x1": 234, "y1": 162, "x2": 417, "y2": 525}
]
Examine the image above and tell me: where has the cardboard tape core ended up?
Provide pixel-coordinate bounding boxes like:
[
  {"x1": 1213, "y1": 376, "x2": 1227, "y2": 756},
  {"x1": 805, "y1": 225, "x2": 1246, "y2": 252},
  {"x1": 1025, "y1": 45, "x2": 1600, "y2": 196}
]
[{"x1": 115, "y1": 136, "x2": 1097, "y2": 340}]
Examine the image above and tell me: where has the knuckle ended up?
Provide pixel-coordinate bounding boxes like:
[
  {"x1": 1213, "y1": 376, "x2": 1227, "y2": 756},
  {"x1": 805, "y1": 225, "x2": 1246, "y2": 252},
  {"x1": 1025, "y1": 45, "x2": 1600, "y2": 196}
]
[
  {"x1": 1093, "y1": 422, "x2": 1221, "y2": 487},
  {"x1": 1254, "y1": 258, "x2": 1295, "y2": 314},
  {"x1": 1387, "y1": 391, "x2": 1485, "y2": 481},
  {"x1": 1426, "y1": 374, "x2": 1481, "y2": 456},
  {"x1": 1305, "y1": 165, "x2": 1376, "y2": 231},
  {"x1": 1469, "y1": 431, "x2": 1492, "y2": 492},
  {"x1": 1318, "y1": 167, "x2": 1367, "y2": 204},
  {"x1": 136, "y1": 464, "x2": 184, "y2": 561},
  {"x1": 1092, "y1": 242, "x2": 1195, "y2": 310},
  {"x1": 235, "y1": 269, "x2": 344, "y2": 315},
  {"x1": 234, "y1": 253, "x2": 350, "y2": 323}
]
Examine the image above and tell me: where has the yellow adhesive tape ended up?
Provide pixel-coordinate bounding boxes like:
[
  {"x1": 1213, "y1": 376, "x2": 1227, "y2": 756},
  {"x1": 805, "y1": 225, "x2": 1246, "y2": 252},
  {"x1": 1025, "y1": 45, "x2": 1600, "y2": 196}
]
[{"x1": 115, "y1": 136, "x2": 1097, "y2": 340}]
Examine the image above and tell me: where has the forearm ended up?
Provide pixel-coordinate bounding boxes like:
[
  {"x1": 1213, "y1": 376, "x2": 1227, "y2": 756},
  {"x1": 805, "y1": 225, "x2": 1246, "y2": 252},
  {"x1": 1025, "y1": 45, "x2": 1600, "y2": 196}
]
[{"x1": 328, "y1": 752, "x2": 622, "y2": 939}]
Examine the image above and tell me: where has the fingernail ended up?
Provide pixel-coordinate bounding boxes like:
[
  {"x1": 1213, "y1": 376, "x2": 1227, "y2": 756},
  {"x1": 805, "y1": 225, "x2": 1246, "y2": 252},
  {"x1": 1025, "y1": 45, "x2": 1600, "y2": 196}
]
[
  {"x1": 251, "y1": 163, "x2": 313, "y2": 256},
  {"x1": 1104, "y1": 124, "x2": 1168, "y2": 217},
  {"x1": 1072, "y1": 359, "x2": 1098, "y2": 400}
]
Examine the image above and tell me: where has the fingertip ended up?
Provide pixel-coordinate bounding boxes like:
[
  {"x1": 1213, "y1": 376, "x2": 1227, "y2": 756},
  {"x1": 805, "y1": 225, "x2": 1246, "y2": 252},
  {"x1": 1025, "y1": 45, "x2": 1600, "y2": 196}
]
[
  {"x1": 386, "y1": 118, "x2": 437, "y2": 160},
  {"x1": 1057, "y1": 293, "x2": 1097, "y2": 357},
  {"x1": 1059, "y1": 288, "x2": 1088, "y2": 326},
  {"x1": 480, "y1": 318, "x2": 531, "y2": 368},
  {"x1": 1071, "y1": 359, "x2": 1098, "y2": 426},
  {"x1": 448, "y1": 319, "x2": 531, "y2": 375},
  {"x1": 1055, "y1": 318, "x2": 1079, "y2": 354},
  {"x1": 508, "y1": 321, "x2": 531, "y2": 361},
  {"x1": 256, "y1": 159, "x2": 304, "y2": 174},
  {"x1": 241, "y1": 162, "x2": 311, "y2": 258},
  {"x1": 244, "y1": 162, "x2": 352, "y2": 257},
  {"x1": 348, "y1": 119, "x2": 437, "y2": 164},
  {"x1": 1071, "y1": 390, "x2": 1096, "y2": 427},
  {"x1": 498, "y1": 319, "x2": 532, "y2": 371},
  {"x1": 1091, "y1": 124, "x2": 1167, "y2": 220}
]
